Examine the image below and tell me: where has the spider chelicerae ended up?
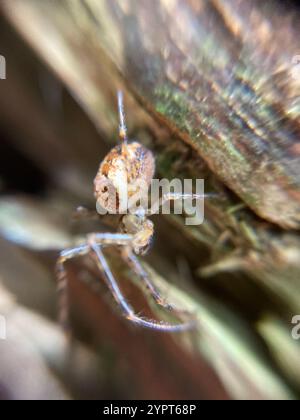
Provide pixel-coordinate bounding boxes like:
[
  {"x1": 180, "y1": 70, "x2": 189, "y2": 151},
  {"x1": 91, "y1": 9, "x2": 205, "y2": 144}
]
[{"x1": 56, "y1": 91, "x2": 210, "y2": 332}]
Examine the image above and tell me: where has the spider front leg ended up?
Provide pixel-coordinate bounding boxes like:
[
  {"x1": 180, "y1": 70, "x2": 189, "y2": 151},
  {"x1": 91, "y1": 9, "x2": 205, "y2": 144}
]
[
  {"x1": 56, "y1": 244, "x2": 90, "y2": 335},
  {"x1": 56, "y1": 233, "x2": 133, "y2": 335},
  {"x1": 87, "y1": 236, "x2": 195, "y2": 332},
  {"x1": 121, "y1": 246, "x2": 194, "y2": 318}
]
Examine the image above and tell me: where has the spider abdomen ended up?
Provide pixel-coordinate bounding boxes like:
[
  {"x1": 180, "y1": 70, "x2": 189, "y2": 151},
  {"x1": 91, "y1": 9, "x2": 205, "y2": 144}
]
[{"x1": 94, "y1": 141, "x2": 155, "y2": 213}]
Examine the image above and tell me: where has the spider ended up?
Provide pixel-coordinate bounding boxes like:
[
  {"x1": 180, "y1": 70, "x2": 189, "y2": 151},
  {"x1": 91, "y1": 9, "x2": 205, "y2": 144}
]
[{"x1": 56, "y1": 91, "x2": 208, "y2": 333}]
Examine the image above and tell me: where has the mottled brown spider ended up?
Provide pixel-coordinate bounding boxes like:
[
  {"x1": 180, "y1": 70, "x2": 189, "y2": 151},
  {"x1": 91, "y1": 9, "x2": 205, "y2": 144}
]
[{"x1": 56, "y1": 91, "x2": 206, "y2": 333}]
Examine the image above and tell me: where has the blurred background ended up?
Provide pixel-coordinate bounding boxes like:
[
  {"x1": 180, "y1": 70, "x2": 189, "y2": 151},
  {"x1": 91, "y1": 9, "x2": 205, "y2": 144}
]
[{"x1": 0, "y1": 0, "x2": 300, "y2": 400}]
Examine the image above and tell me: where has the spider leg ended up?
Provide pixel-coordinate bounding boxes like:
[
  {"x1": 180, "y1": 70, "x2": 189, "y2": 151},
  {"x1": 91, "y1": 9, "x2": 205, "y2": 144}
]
[
  {"x1": 56, "y1": 244, "x2": 90, "y2": 335},
  {"x1": 121, "y1": 246, "x2": 195, "y2": 318},
  {"x1": 161, "y1": 192, "x2": 217, "y2": 206},
  {"x1": 56, "y1": 233, "x2": 132, "y2": 331},
  {"x1": 148, "y1": 192, "x2": 217, "y2": 215},
  {"x1": 91, "y1": 232, "x2": 133, "y2": 246},
  {"x1": 88, "y1": 238, "x2": 194, "y2": 332}
]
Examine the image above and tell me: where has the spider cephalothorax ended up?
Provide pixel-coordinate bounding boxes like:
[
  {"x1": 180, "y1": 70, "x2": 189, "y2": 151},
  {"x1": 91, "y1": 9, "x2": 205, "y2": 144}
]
[{"x1": 121, "y1": 214, "x2": 154, "y2": 255}]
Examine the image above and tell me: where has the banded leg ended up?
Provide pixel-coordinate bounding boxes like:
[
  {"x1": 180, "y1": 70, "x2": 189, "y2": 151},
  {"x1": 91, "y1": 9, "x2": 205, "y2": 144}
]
[
  {"x1": 149, "y1": 192, "x2": 217, "y2": 215},
  {"x1": 56, "y1": 244, "x2": 89, "y2": 335},
  {"x1": 88, "y1": 238, "x2": 194, "y2": 332},
  {"x1": 56, "y1": 233, "x2": 133, "y2": 334},
  {"x1": 161, "y1": 192, "x2": 217, "y2": 207},
  {"x1": 121, "y1": 246, "x2": 195, "y2": 319}
]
